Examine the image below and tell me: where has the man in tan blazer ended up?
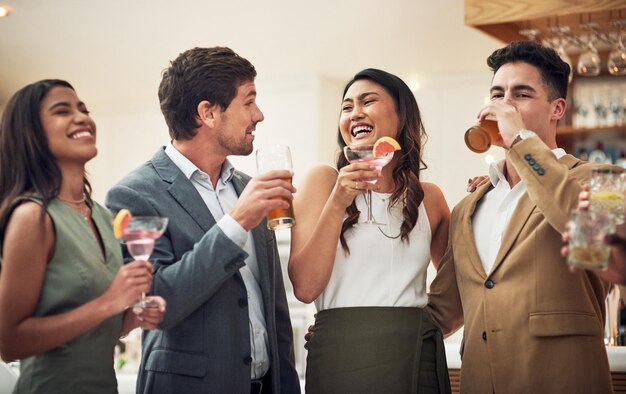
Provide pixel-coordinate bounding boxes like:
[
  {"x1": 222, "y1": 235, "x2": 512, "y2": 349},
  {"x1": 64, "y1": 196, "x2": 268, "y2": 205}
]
[{"x1": 426, "y1": 41, "x2": 613, "y2": 393}]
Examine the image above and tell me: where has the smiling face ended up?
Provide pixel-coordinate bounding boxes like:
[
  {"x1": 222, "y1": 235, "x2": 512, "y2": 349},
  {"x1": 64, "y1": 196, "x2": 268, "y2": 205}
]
[
  {"x1": 39, "y1": 86, "x2": 97, "y2": 166},
  {"x1": 339, "y1": 79, "x2": 400, "y2": 146},
  {"x1": 215, "y1": 80, "x2": 264, "y2": 156}
]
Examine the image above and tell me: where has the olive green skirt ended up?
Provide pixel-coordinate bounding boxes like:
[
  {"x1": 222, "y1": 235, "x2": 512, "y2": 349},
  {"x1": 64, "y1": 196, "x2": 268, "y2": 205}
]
[{"x1": 305, "y1": 307, "x2": 451, "y2": 394}]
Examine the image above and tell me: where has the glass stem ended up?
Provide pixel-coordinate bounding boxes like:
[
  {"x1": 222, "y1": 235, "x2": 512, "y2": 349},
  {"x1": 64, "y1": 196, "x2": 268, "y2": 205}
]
[{"x1": 366, "y1": 190, "x2": 374, "y2": 222}]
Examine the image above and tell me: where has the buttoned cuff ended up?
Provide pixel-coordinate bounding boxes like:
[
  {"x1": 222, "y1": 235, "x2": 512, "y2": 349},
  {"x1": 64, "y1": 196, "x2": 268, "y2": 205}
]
[{"x1": 217, "y1": 214, "x2": 248, "y2": 249}]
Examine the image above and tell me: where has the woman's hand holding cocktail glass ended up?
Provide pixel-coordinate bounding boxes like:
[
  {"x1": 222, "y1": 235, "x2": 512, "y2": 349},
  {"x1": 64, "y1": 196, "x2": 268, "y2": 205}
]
[
  {"x1": 113, "y1": 210, "x2": 168, "y2": 313},
  {"x1": 342, "y1": 137, "x2": 400, "y2": 225}
]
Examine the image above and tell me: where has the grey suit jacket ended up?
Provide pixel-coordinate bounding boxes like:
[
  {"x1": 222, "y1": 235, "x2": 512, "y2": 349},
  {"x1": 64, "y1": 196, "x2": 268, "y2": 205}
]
[{"x1": 105, "y1": 148, "x2": 300, "y2": 394}]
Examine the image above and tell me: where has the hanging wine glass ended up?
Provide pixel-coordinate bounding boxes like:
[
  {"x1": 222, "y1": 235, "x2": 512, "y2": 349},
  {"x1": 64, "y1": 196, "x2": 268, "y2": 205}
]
[
  {"x1": 519, "y1": 28, "x2": 541, "y2": 43},
  {"x1": 548, "y1": 26, "x2": 574, "y2": 83},
  {"x1": 577, "y1": 23, "x2": 601, "y2": 77},
  {"x1": 608, "y1": 20, "x2": 626, "y2": 76}
]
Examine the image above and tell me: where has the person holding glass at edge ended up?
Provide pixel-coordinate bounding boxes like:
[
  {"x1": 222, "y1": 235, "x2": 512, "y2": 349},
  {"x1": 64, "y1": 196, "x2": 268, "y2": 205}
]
[
  {"x1": 0, "y1": 79, "x2": 165, "y2": 393},
  {"x1": 561, "y1": 184, "x2": 626, "y2": 286},
  {"x1": 426, "y1": 41, "x2": 614, "y2": 393},
  {"x1": 289, "y1": 68, "x2": 456, "y2": 394},
  {"x1": 105, "y1": 47, "x2": 300, "y2": 394}
]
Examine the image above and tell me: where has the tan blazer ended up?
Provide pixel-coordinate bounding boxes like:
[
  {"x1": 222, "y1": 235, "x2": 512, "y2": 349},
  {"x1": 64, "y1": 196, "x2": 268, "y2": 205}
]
[{"x1": 427, "y1": 137, "x2": 613, "y2": 394}]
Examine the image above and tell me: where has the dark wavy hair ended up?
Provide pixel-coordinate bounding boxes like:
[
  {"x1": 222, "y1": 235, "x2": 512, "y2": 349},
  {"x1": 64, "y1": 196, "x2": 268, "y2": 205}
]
[
  {"x1": 0, "y1": 79, "x2": 93, "y2": 238},
  {"x1": 487, "y1": 40, "x2": 570, "y2": 100},
  {"x1": 158, "y1": 46, "x2": 257, "y2": 140},
  {"x1": 337, "y1": 68, "x2": 428, "y2": 252}
]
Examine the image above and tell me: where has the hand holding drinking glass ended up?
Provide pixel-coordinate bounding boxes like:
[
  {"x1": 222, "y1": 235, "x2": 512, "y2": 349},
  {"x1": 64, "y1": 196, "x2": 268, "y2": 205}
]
[
  {"x1": 256, "y1": 145, "x2": 297, "y2": 230},
  {"x1": 343, "y1": 143, "x2": 394, "y2": 225},
  {"x1": 589, "y1": 168, "x2": 626, "y2": 226},
  {"x1": 121, "y1": 216, "x2": 168, "y2": 313}
]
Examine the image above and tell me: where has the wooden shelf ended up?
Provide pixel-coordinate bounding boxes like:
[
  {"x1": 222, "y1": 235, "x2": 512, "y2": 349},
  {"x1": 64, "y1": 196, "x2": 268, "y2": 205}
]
[
  {"x1": 465, "y1": 0, "x2": 626, "y2": 45},
  {"x1": 557, "y1": 125, "x2": 626, "y2": 136},
  {"x1": 464, "y1": 0, "x2": 626, "y2": 156}
]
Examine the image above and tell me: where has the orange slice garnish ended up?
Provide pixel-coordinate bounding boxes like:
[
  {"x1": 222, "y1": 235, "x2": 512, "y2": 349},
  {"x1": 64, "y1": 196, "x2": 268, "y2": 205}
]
[
  {"x1": 373, "y1": 136, "x2": 401, "y2": 157},
  {"x1": 113, "y1": 209, "x2": 132, "y2": 239}
]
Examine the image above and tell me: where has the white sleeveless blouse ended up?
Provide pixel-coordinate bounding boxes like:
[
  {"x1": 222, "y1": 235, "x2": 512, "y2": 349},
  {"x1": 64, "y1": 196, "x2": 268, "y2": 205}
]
[{"x1": 315, "y1": 191, "x2": 432, "y2": 311}]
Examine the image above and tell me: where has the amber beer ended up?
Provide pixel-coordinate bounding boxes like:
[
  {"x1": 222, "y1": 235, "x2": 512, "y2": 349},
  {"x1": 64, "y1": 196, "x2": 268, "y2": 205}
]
[
  {"x1": 256, "y1": 145, "x2": 296, "y2": 230},
  {"x1": 267, "y1": 177, "x2": 296, "y2": 229},
  {"x1": 464, "y1": 117, "x2": 501, "y2": 153}
]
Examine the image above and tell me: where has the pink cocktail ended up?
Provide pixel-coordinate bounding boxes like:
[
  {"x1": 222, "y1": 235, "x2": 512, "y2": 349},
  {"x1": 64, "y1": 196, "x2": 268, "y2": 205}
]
[
  {"x1": 122, "y1": 216, "x2": 168, "y2": 312},
  {"x1": 343, "y1": 144, "x2": 394, "y2": 225}
]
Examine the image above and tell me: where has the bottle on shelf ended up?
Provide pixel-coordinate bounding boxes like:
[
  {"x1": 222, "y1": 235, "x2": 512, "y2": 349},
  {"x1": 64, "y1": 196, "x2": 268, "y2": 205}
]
[
  {"x1": 615, "y1": 150, "x2": 626, "y2": 169},
  {"x1": 576, "y1": 147, "x2": 589, "y2": 161},
  {"x1": 588, "y1": 141, "x2": 611, "y2": 164}
]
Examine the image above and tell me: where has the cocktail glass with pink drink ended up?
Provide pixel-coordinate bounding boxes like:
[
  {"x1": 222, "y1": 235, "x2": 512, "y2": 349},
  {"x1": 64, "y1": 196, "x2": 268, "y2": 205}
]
[
  {"x1": 343, "y1": 144, "x2": 394, "y2": 225},
  {"x1": 122, "y1": 216, "x2": 168, "y2": 313}
]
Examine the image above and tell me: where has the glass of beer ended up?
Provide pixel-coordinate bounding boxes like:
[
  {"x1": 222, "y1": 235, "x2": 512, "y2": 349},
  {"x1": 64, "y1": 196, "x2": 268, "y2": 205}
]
[
  {"x1": 256, "y1": 145, "x2": 296, "y2": 230},
  {"x1": 464, "y1": 116, "x2": 502, "y2": 153},
  {"x1": 589, "y1": 168, "x2": 626, "y2": 226},
  {"x1": 567, "y1": 210, "x2": 612, "y2": 270}
]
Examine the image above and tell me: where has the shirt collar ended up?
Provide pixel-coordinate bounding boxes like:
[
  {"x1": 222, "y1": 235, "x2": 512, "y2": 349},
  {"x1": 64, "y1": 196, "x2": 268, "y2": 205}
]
[
  {"x1": 488, "y1": 147, "x2": 567, "y2": 187},
  {"x1": 164, "y1": 141, "x2": 236, "y2": 185}
]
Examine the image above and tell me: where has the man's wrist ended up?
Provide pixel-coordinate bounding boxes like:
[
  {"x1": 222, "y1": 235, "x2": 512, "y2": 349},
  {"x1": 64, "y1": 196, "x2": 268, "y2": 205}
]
[{"x1": 510, "y1": 129, "x2": 536, "y2": 148}]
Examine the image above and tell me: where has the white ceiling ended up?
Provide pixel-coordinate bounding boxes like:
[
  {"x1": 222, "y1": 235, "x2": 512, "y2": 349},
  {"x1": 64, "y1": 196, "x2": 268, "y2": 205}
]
[{"x1": 0, "y1": 0, "x2": 502, "y2": 109}]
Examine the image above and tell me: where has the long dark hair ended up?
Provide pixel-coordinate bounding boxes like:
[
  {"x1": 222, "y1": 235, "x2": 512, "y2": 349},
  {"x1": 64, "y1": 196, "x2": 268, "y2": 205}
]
[
  {"x1": 0, "y1": 79, "x2": 92, "y2": 237},
  {"x1": 337, "y1": 69, "x2": 428, "y2": 252}
]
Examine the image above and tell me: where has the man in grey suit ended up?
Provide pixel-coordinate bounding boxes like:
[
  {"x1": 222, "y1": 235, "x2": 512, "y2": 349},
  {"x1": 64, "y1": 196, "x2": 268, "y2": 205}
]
[{"x1": 106, "y1": 47, "x2": 300, "y2": 394}]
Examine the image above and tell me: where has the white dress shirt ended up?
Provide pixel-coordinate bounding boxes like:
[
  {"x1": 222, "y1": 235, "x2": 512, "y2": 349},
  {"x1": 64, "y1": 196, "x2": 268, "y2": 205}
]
[
  {"x1": 164, "y1": 143, "x2": 269, "y2": 379},
  {"x1": 472, "y1": 148, "x2": 566, "y2": 275}
]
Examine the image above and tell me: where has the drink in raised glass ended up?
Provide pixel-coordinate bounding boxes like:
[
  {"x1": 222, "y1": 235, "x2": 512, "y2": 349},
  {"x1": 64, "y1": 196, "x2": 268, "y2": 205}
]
[
  {"x1": 343, "y1": 144, "x2": 394, "y2": 225},
  {"x1": 122, "y1": 217, "x2": 168, "y2": 311},
  {"x1": 267, "y1": 176, "x2": 296, "y2": 229},
  {"x1": 256, "y1": 145, "x2": 296, "y2": 230},
  {"x1": 464, "y1": 118, "x2": 501, "y2": 153},
  {"x1": 567, "y1": 210, "x2": 611, "y2": 270},
  {"x1": 589, "y1": 168, "x2": 626, "y2": 225},
  {"x1": 348, "y1": 155, "x2": 394, "y2": 183}
]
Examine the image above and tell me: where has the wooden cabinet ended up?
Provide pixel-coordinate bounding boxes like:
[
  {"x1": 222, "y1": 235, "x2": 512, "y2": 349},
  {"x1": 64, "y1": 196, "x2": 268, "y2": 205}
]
[
  {"x1": 465, "y1": 0, "x2": 626, "y2": 43},
  {"x1": 464, "y1": 0, "x2": 626, "y2": 159}
]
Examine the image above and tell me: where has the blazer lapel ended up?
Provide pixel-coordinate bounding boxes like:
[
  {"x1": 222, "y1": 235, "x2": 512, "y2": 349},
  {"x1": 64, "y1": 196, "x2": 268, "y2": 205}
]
[
  {"x1": 489, "y1": 193, "x2": 535, "y2": 275},
  {"x1": 231, "y1": 172, "x2": 273, "y2": 291},
  {"x1": 459, "y1": 182, "x2": 493, "y2": 278},
  {"x1": 489, "y1": 153, "x2": 581, "y2": 275},
  {"x1": 151, "y1": 148, "x2": 217, "y2": 232}
]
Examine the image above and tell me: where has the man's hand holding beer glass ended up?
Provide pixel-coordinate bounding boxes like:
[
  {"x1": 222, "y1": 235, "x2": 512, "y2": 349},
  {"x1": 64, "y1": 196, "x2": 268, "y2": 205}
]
[
  {"x1": 230, "y1": 168, "x2": 296, "y2": 232},
  {"x1": 465, "y1": 98, "x2": 531, "y2": 153}
]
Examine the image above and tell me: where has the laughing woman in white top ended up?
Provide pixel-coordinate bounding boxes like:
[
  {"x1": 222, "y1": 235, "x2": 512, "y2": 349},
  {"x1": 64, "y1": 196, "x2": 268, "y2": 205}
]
[{"x1": 288, "y1": 68, "x2": 452, "y2": 394}]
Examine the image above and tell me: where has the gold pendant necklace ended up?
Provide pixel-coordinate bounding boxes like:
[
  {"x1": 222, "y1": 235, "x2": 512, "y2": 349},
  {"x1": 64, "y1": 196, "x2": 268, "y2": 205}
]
[{"x1": 59, "y1": 195, "x2": 90, "y2": 222}]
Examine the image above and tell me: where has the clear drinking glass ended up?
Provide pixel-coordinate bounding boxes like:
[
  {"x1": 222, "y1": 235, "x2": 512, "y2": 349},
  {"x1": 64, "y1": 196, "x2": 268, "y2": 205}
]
[
  {"x1": 589, "y1": 168, "x2": 626, "y2": 226},
  {"x1": 577, "y1": 23, "x2": 601, "y2": 77},
  {"x1": 549, "y1": 26, "x2": 574, "y2": 83},
  {"x1": 567, "y1": 210, "x2": 612, "y2": 270},
  {"x1": 256, "y1": 145, "x2": 296, "y2": 230},
  {"x1": 122, "y1": 216, "x2": 168, "y2": 313},
  {"x1": 464, "y1": 115, "x2": 501, "y2": 153},
  {"x1": 343, "y1": 144, "x2": 394, "y2": 225},
  {"x1": 605, "y1": 285, "x2": 621, "y2": 346},
  {"x1": 608, "y1": 20, "x2": 626, "y2": 76}
]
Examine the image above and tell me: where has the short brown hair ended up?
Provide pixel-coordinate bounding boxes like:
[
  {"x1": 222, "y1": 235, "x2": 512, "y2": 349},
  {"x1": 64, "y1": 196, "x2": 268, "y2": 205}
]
[{"x1": 158, "y1": 47, "x2": 257, "y2": 140}]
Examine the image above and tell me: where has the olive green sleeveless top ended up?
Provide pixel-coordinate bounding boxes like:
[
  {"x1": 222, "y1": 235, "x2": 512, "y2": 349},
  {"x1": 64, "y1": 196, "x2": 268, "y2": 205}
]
[{"x1": 6, "y1": 198, "x2": 124, "y2": 394}]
